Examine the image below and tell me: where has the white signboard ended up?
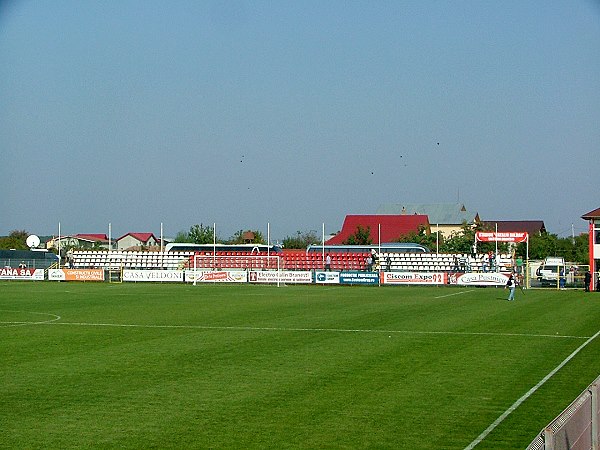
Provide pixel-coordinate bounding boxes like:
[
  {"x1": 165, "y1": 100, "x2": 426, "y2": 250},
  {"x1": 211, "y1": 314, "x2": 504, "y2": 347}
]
[
  {"x1": 382, "y1": 272, "x2": 447, "y2": 285},
  {"x1": 315, "y1": 271, "x2": 340, "y2": 284},
  {"x1": 123, "y1": 270, "x2": 184, "y2": 282},
  {"x1": 450, "y1": 272, "x2": 510, "y2": 286},
  {"x1": 249, "y1": 271, "x2": 312, "y2": 284}
]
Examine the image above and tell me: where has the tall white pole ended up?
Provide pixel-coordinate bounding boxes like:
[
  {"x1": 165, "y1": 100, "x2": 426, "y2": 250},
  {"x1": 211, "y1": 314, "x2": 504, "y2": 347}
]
[
  {"x1": 495, "y1": 223, "x2": 499, "y2": 272},
  {"x1": 58, "y1": 222, "x2": 61, "y2": 266},
  {"x1": 160, "y1": 222, "x2": 164, "y2": 253},
  {"x1": 267, "y1": 222, "x2": 270, "y2": 257},
  {"x1": 108, "y1": 222, "x2": 112, "y2": 251},
  {"x1": 213, "y1": 222, "x2": 216, "y2": 270},
  {"x1": 378, "y1": 223, "x2": 382, "y2": 286},
  {"x1": 322, "y1": 223, "x2": 325, "y2": 264},
  {"x1": 436, "y1": 223, "x2": 439, "y2": 253}
]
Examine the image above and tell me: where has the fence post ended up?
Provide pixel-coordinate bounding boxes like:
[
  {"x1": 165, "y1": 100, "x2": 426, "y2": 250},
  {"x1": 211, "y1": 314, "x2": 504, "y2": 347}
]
[
  {"x1": 592, "y1": 379, "x2": 599, "y2": 450},
  {"x1": 543, "y1": 427, "x2": 554, "y2": 450}
]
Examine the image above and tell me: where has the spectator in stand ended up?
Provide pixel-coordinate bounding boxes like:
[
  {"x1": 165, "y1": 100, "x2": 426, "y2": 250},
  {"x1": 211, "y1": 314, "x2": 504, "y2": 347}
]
[
  {"x1": 481, "y1": 253, "x2": 488, "y2": 272},
  {"x1": 366, "y1": 254, "x2": 373, "y2": 271}
]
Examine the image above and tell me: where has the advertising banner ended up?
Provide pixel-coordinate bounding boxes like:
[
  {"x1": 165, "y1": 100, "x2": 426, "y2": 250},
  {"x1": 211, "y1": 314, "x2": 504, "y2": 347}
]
[
  {"x1": 249, "y1": 271, "x2": 312, "y2": 284},
  {"x1": 315, "y1": 271, "x2": 340, "y2": 284},
  {"x1": 339, "y1": 272, "x2": 379, "y2": 285},
  {"x1": 475, "y1": 231, "x2": 528, "y2": 243},
  {"x1": 48, "y1": 269, "x2": 105, "y2": 281},
  {"x1": 0, "y1": 267, "x2": 44, "y2": 280},
  {"x1": 185, "y1": 270, "x2": 247, "y2": 283},
  {"x1": 449, "y1": 272, "x2": 510, "y2": 286},
  {"x1": 382, "y1": 272, "x2": 447, "y2": 285},
  {"x1": 123, "y1": 270, "x2": 183, "y2": 282}
]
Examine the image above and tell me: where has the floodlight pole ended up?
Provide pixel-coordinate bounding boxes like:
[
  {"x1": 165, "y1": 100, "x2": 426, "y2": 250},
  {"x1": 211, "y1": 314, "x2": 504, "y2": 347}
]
[{"x1": 58, "y1": 222, "x2": 61, "y2": 267}]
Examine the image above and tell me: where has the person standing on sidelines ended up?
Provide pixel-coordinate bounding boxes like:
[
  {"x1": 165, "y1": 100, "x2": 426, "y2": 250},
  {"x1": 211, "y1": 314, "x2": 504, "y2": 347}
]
[
  {"x1": 584, "y1": 270, "x2": 591, "y2": 292},
  {"x1": 505, "y1": 273, "x2": 517, "y2": 301}
]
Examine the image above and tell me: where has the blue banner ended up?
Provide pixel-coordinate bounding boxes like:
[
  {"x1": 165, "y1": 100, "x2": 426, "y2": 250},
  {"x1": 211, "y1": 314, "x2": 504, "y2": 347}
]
[{"x1": 339, "y1": 271, "x2": 379, "y2": 285}]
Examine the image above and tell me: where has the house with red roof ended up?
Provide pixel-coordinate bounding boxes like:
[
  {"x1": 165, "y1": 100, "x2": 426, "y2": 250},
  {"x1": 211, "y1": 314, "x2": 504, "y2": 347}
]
[
  {"x1": 326, "y1": 215, "x2": 430, "y2": 245},
  {"x1": 116, "y1": 232, "x2": 159, "y2": 250}
]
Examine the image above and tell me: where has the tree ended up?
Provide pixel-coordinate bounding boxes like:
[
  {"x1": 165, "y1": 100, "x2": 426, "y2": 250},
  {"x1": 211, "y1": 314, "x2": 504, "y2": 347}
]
[
  {"x1": 343, "y1": 225, "x2": 372, "y2": 245},
  {"x1": 0, "y1": 230, "x2": 29, "y2": 250},
  {"x1": 394, "y1": 225, "x2": 439, "y2": 251},
  {"x1": 174, "y1": 224, "x2": 216, "y2": 244},
  {"x1": 282, "y1": 230, "x2": 320, "y2": 249},
  {"x1": 521, "y1": 231, "x2": 589, "y2": 263}
]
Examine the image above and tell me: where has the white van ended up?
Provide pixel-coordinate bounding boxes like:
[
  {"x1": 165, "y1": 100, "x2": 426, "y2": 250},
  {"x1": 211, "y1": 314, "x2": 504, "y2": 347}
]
[{"x1": 536, "y1": 257, "x2": 565, "y2": 286}]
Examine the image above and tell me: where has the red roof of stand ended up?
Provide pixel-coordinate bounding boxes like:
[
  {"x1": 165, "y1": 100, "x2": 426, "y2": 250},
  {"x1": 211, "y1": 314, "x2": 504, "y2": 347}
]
[
  {"x1": 581, "y1": 208, "x2": 600, "y2": 220},
  {"x1": 326, "y1": 215, "x2": 429, "y2": 245}
]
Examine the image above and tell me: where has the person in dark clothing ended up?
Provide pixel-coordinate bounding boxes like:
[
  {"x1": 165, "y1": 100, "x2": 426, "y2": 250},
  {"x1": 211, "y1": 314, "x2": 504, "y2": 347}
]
[{"x1": 584, "y1": 271, "x2": 591, "y2": 292}]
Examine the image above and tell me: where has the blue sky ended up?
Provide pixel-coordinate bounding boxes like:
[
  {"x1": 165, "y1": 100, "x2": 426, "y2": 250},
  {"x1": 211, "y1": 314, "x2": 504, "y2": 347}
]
[{"x1": 1, "y1": 1, "x2": 599, "y2": 241}]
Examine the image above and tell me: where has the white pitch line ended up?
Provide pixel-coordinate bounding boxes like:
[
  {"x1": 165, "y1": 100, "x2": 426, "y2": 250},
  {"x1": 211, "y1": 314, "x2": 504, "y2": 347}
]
[
  {"x1": 464, "y1": 328, "x2": 600, "y2": 450},
  {"x1": 435, "y1": 290, "x2": 475, "y2": 299},
  {"x1": 6, "y1": 320, "x2": 590, "y2": 340},
  {"x1": 0, "y1": 310, "x2": 61, "y2": 327}
]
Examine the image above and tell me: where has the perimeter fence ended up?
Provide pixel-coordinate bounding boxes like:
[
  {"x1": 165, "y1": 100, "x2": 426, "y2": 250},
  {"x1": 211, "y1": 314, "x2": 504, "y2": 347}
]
[{"x1": 527, "y1": 375, "x2": 599, "y2": 450}]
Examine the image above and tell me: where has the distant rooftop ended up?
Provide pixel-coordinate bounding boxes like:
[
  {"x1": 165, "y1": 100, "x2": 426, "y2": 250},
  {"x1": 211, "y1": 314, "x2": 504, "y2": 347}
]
[{"x1": 376, "y1": 203, "x2": 478, "y2": 225}]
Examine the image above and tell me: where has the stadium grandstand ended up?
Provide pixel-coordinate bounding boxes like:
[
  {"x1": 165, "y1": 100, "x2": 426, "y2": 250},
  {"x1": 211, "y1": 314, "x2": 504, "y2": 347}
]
[{"x1": 70, "y1": 249, "x2": 514, "y2": 273}]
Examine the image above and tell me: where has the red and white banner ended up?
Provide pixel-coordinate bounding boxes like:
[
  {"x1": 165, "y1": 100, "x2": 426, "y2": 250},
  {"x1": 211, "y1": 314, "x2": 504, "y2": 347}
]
[
  {"x1": 185, "y1": 270, "x2": 247, "y2": 283},
  {"x1": 476, "y1": 232, "x2": 528, "y2": 243},
  {"x1": 249, "y1": 271, "x2": 312, "y2": 284},
  {"x1": 381, "y1": 272, "x2": 447, "y2": 285},
  {"x1": 48, "y1": 269, "x2": 105, "y2": 281},
  {"x1": 0, "y1": 267, "x2": 44, "y2": 280}
]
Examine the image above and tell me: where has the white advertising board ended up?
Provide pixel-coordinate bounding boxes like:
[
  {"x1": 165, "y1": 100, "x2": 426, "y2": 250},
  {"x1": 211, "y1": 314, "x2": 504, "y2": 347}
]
[
  {"x1": 450, "y1": 272, "x2": 510, "y2": 286},
  {"x1": 315, "y1": 271, "x2": 340, "y2": 284},
  {"x1": 382, "y1": 272, "x2": 447, "y2": 285},
  {"x1": 249, "y1": 271, "x2": 312, "y2": 284},
  {"x1": 123, "y1": 270, "x2": 184, "y2": 282}
]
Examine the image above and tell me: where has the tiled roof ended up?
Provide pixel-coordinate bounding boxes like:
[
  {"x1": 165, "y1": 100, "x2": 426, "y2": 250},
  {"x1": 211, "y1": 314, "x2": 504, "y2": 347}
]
[
  {"x1": 326, "y1": 215, "x2": 429, "y2": 245},
  {"x1": 581, "y1": 208, "x2": 600, "y2": 219},
  {"x1": 117, "y1": 232, "x2": 157, "y2": 243}
]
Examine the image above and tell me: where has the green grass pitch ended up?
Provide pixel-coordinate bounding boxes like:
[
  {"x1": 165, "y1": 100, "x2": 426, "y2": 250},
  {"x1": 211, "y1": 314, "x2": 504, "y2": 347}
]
[{"x1": 1, "y1": 282, "x2": 599, "y2": 449}]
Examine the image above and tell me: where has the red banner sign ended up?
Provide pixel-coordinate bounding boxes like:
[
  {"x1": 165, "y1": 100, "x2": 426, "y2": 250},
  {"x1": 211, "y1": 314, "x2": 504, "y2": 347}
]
[{"x1": 475, "y1": 232, "x2": 528, "y2": 243}]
